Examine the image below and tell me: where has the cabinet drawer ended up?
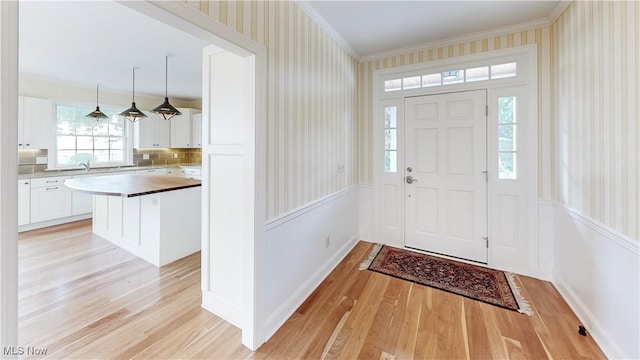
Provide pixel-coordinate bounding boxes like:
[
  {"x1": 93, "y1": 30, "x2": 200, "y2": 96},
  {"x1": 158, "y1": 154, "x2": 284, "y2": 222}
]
[
  {"x1": 184, "y1": 168, "x2": 201, "y2": 176},
  {"x1": 31, "y1": 176, "x2": 70, "y2": 188}
]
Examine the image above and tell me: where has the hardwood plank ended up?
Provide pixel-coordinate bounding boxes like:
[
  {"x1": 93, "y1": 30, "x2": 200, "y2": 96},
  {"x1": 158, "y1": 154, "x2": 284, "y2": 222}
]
[{"x1": 18, "y1": 224, "x2": 607, "y2": 359}]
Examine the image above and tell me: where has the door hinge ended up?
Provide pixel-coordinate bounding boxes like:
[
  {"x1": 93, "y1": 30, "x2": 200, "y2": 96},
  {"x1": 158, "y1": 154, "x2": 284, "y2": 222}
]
[
  {"x1": 482, "y1": 170, "x2": 488, "y2": 182},
  {"x1": 485, "y1": 105, "x2": 489, "y2": 116},
  {"x1": 483, "y1": 237, "x2": 489, "y2": 248}
]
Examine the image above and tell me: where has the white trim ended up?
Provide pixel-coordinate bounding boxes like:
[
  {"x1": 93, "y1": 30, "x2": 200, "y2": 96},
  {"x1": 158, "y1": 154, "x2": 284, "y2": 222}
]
[
  {"x1": 18, "y1": 214, "x2": 91, "y2": 232},
  {"x1": 262, "y1": 183, "x2": 360, "y2": 342},
  {"x1": 293, "y1": 1, "x2": 360, "y2": 60},
  {"x1": 547, "y1": 1, "x2": 572, "y2": 24},
  {"x1": 0, "y1": 0, "x2": 19, "y2": 348},
  {"x1": 266, "y1": 185, "x2": 359, "y2": 230},
  {"x1": 552, "y1": 201, "x2": 640, "y2": 359},
  {"x1": 361, "y1": 18, "x2": 549, "y2": 62},
  {"x1": 556, "y1": 201, "x2": 640, "y2": 255}
]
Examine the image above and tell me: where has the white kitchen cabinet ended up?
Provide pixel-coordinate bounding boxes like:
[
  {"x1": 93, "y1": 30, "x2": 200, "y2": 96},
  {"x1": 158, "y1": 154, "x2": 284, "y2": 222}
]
[
  {"x1": 165, "y1": 168, "x2": 185, "y2": 177},
  {"x1": 134, "y1": 116, "x2": 171, "y2": 148},
  {"x1": 30, "y1": 176, "x2": 72, "y2": 223},
  {"x1": 18, "y1": 96, "x2": 53, "y2": 149},
  {"x1": 136, "y1": 168, "x2": 169, "y2": 176},
  {"x1": 18, "y1": 179, "x2": 31, "y2": 226},
  {"x1": 170, "y1": 108, "x2": 202, "y2": 148},
  {"x1": 183, "y1": 167, "x2": 201, "y2": 180},
  {"x1": 192, "y1": 113, "x2": 202, "y2": 148}
]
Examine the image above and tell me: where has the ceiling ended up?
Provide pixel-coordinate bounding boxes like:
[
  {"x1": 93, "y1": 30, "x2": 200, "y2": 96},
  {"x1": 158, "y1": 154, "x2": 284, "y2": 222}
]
[
  {"x1": 298, "y1": 1, "x2": 563, "y2": 59},
  {"x1": 19, "y1": 1, "x2": 209, "y2": 102},
  {"x1": 19, "y1": 1, "x2": 563, "y2": 100}
]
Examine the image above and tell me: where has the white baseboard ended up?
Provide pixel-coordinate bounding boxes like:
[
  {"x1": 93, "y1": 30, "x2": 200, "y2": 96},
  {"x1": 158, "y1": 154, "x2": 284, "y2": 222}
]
[
  {"x1": 18, "y1": 213, "x2": 91, "y2": 232},
  {"x1": 262, "y1": 185, "x2": 360, "y2": 342},
  {"x1": 552, "y1": 202, "x2": 639, "y2": 360},
  {"x1": 201, "y1": 292, "x2": 242, "y2": 329}
]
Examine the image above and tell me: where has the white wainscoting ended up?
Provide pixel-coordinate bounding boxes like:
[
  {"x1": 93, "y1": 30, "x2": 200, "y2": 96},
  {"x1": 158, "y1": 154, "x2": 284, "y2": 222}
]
[
  {"x1": 537, "y1": 199, "x2": 555, "y2": 280},
  {"x1": 358, "y1": 184, "x2": 373, "y2": 241},
  {"x1": 551, "y1": 202, "x2": 639, "y2": 360},
  {"x1": 263, "y1": 185, "x2": 360, "y2": 340}
]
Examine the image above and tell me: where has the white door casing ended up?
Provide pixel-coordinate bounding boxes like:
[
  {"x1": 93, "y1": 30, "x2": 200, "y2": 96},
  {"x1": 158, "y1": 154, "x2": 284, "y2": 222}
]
[{"x1": 404, "y1": 90, "x2": 488, "y2": 263}]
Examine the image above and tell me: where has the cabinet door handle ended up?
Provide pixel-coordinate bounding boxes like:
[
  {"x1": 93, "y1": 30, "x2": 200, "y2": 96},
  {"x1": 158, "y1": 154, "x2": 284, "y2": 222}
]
[{"x1": 46, "y1": 187, "x2": 59, "y2": 190}]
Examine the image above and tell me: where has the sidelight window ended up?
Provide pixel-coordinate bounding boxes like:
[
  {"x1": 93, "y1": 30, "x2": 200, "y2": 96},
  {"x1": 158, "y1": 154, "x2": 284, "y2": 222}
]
[
  {"x1": 497, "y1": 96, "x2": 517, "y2": 179},
  {"x1": 384, "y1": 106, "x2": 398, "y2": 172}
]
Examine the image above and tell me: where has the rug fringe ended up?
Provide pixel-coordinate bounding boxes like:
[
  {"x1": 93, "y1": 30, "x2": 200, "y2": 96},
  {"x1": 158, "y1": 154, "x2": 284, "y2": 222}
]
[
  {"x1": 359, "y1": 243, "x2": 382, "y2": 270},
  {"x1": 505, "y1": 272, "x2": 534, "y2": 317}
]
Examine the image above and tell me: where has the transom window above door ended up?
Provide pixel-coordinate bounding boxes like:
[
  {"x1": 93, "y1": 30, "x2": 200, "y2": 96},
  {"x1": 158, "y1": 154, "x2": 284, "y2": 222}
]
[{"x1": 384, "y1": 62, "x2": 516, "y2": 92}]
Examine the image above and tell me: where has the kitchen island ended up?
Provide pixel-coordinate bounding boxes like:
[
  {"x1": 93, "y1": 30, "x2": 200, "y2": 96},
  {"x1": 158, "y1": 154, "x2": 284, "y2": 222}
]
[{"x1": 65, "y1": 174, "x2": 202, "y2": 267}]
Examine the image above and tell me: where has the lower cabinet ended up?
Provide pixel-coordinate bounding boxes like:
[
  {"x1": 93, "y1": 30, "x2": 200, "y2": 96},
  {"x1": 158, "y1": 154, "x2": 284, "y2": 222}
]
[
  {"x1": 18, "y1": 179, "x2": 31, "y2": 226},
  {"x1": 30, "y1": 176, "x2": 72, "y2": 223}
]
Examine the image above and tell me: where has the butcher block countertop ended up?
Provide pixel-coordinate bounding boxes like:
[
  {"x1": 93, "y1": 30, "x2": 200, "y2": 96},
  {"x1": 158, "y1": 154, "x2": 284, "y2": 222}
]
[{"x1": 64, "y1": 174, "x2": 201, "y2": 198}]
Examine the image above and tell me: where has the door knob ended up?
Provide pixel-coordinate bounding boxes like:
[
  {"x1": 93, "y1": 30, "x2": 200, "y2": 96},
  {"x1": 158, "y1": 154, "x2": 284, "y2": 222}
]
[{"x1": 406, "y1": 175, "x2": 418, "y2": 184}]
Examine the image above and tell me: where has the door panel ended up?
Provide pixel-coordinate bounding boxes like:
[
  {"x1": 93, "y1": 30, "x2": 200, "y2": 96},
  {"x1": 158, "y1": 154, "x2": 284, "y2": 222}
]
[{"x1": 404, "y1": 90, "x2": 487, "y2": 263}]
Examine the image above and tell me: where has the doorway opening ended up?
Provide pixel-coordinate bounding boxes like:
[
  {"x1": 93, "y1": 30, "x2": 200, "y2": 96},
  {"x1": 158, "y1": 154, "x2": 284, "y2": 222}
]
[{"x1": 1, "y1": 0, "x2": 267, "y2": 351}]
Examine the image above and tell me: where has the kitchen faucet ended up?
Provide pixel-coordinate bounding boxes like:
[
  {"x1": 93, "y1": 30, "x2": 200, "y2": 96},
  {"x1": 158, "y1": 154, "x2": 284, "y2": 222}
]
[{"x1": 79, "y1": 161, "x2": 91, "y2": 171}]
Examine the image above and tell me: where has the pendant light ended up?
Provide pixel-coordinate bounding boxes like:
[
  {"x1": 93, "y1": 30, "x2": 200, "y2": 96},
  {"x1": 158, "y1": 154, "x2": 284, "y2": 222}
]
[
  {"x1": 120, "y1": 67, "x2": 147, "y2": 122},
  {"x1": 86, "y1": 84, "x2": 108, "y2": 120},
  {"x1": 150, "y1": 55, "x2": 182, "y2": 121}
]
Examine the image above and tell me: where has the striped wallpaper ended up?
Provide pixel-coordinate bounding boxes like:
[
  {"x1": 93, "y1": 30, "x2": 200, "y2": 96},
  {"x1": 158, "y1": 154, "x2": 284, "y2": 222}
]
[
  {"x1": 186, "y1": 0, "x2": 359, "y2": 219},
  {"x1": 356, "y1": 27, "x2": 555, "y2": 199},
  {"x1": 553, "y1": 1, "x2": 638, "y2": 240},
  {"x1": 184, "y1": 0, "x2": 638, "y2": 239}
]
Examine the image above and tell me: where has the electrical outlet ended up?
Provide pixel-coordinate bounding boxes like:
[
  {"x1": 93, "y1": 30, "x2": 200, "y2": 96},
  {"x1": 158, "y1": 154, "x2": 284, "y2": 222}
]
[
  {"x1": 325, "y1": 236, "x2": 330, "y2": 248},
  {"x1": 337, "y1": 162, "x2": 344, "y2": 173},
  {"x1": 173, "y1": 153, "x2": 178, "y2": 158},
  {"x1": 36, "y1": 156, "x2": 47, "y2": 164},
  {"x1": 143, "y1": 154, "x2": 149, "y2": 160}
]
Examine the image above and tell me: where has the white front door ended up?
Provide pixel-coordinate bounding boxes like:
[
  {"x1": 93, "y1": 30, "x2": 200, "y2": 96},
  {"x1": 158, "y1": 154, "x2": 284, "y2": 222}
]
[{"x1": 404, "y1": 90, "x2": 488, "y2": 263}]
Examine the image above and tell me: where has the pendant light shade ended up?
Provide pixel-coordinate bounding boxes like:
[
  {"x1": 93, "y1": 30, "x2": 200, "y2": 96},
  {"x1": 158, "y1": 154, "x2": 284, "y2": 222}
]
[
  {"x1": 151, "y1": 55, "x2": 182, "y2": 121},
  {"x1": 86, "y1": 84, "x2": 108, "y2": 120},
  {"x1": 120, "y1": 67, "x2": 147, "y2": 122}
]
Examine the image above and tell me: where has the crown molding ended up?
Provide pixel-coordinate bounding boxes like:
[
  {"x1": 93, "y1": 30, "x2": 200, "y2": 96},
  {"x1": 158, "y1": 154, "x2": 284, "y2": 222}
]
[
  {"x1": 360, "y1": 17, "x2": 552, "y2": 63},
  {"x1": 293, "y1": 1, "x2": 361, "y2": 60},
  {"x1": 547, "y1": 0, "x2": 572, "y2": 24}
]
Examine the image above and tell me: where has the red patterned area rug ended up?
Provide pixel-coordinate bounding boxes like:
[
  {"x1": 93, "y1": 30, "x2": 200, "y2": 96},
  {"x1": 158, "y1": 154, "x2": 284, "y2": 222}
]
[{"x1": 360, "y1": 244, "x2": 533, "y2": 316}]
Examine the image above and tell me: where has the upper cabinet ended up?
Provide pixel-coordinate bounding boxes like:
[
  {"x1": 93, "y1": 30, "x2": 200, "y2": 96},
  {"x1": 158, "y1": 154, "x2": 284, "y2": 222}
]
[
  {"x1": 18, "y1": 96, "x2": 53, "y2": 149},
  {"x1": 192, "y1": 113, "x2": 202, "y2": 148},
  {"x1": 170, "y1": 108, "x2": 202, "y2": 148},
  {"x1": 133, "y1": 115, "x2": 171, "y2": 148}
]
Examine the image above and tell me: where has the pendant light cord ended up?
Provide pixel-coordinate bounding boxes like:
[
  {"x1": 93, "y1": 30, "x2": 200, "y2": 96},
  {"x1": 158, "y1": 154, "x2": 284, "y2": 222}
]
[
  {"x1": 165, "y1": 56, "x2": 168, "y2": 97},
  {"x1": 96, "y1": 84, "x2": 99, "y2": 106},
  {"x1": 132, "y1": 67, "x2": 136, "y2": 103}
]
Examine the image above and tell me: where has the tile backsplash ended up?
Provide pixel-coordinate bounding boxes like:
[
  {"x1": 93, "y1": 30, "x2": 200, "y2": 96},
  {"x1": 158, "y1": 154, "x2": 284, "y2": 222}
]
[
  {"x1": 18, "y1": 148, "x2": 201, "y2": 175},
  {"x1": 18, "y1": 149, "x2": 48, "y2": 175},
  {"x1": 133, "y1": 148, "x2": 201, "y2": 167}
]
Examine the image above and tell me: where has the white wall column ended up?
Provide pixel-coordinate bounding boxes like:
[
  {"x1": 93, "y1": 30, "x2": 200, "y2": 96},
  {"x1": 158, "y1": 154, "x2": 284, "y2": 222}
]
[{"x1": 0, "y1": 0, "x2": 19, "y2": 350}]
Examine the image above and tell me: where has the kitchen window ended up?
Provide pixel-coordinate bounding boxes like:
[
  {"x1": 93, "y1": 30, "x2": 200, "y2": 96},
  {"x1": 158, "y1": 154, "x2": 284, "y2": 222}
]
[{"x1": 55, "y1": 104, "x2": 129, "y2": 168}]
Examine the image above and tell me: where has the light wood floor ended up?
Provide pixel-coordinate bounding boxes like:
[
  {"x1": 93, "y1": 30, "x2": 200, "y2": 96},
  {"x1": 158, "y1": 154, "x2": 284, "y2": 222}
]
[{"x1": 18, "y1": 220, "x2": 605, "y2": 359}]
